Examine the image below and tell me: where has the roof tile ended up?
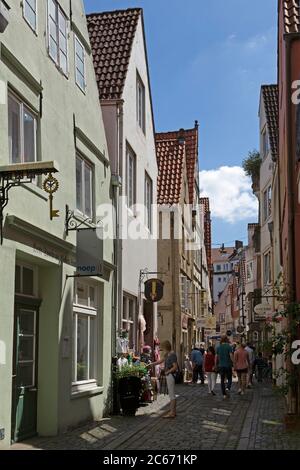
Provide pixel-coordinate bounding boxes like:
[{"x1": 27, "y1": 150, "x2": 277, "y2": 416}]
[
  {"x1": 261, "y1": 85, "x2": 278, "y2": 161},
  {"x1": 87, "y1": 8, "x2": 141, "y2": 100},
  {"x1": 156, "y1": 124, "x2": 199, "y2": 204},
  {"x1": 284, "y1": 0, "x2": 300, "y2": 34}
]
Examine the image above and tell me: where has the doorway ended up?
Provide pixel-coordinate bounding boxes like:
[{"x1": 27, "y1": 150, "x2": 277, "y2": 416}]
[{"x1": 11, "y1": 302, "x2": 40, "y2": 442}]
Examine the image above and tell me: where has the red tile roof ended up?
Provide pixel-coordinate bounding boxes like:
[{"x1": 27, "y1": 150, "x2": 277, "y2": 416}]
[
  {"x1": 283, "y1": 0, "x2": 300, "y2": 34},
  {"x1": 211, "y1": 247, "x2": 235, "y2": 264},
  {"x1": 156, "y1": 138, "x2": 185, "y2": 205},
  {"x1": 261, "y1": 85, "x2": 278, "y2": 161},
  {"x1": 87, "y1": 8, "x2": 141, "y2": 100},
  {"x1": 156, "y1": 123, "x2": 199, "y2": 204}
]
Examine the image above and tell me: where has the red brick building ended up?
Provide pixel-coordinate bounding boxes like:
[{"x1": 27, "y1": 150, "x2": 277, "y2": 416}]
[{"x1": 278, "y1": 0, "x2": 300, "y2": 414}]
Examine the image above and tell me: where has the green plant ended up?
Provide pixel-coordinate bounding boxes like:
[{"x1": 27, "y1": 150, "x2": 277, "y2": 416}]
[
  {"x1": 242, "y1": 150, "x2": 262, "y2": 180},
  {"x1": 115, "y1": 364, "x2": 148, "y2": 380}
]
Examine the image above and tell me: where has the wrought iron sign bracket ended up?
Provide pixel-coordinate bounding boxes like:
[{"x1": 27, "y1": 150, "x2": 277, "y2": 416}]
[
  {"x1": 0, "y1": 162, "x2": 59, "y2": 245},
  {"x1": 65, "y1": 204, "x2": 103, "y2": 237}
]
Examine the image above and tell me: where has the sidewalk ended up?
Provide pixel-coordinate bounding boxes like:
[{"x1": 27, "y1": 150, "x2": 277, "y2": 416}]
[{"x1": 11, "y1": 381, "x2": 300, "y2": 450}]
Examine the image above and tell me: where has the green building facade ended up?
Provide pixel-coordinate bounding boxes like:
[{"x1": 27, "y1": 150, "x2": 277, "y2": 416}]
[{"x1": 0, "y1": 0, "x2": 114, "y2": 449}]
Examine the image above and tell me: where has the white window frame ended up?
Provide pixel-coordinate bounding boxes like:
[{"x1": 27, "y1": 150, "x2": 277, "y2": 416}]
[
  {"x1": 76, "y1": 154, "x2": 94, "y2": 219},
  {"x1": 144, "y1": 171, "x2": 153, "y2": 231},
  {"x1": 74, "y1": 35, "x2": 86, "y2": 92},
  {"x1": 263, "y1": 252, "x2": 271, "y2": 286},
  {"x1": 136, "y1": 71, "x2": 146, "y2": 133},
  {"x1": 73, "y1": 281, "x2": 98, "y2": 385},
  {"x1": 23, "y1": 0, "x2": 37, "y2": 33},
  {"x1": 47, "y1": 0, "x2": 69, "y2": 76},
  {"x1": 8, "y1": 91, "x2": 38, "y2": 164},
  {"x1": 126, "y1": 143, "x2": 136, "y2": 210},
  {"x1": 122, "y1": 294, "x2": 137, "y2": 350},
  {"x1": 246, "y1": 262, "x2": 253, "y2": 282},
  {"x1": 18, "y1": 308, "x2": 37, "y2": 389},
  {"x1": 15, "y1": 263, "x2": 38, "y2": 298},
  {"x1": 263, "y1": 185, "x2": 272, "y2": 222},
  {"x1": 262, "y1": 128, "x2": 270, "y2": 158}
]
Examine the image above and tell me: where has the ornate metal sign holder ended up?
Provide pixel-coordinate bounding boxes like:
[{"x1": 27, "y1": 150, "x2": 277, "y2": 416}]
[{"x1": 0, "y1": 161, "x2": 59, "y2": 245}]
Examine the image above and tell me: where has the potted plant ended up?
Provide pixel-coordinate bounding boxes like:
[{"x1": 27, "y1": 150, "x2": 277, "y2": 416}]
[{"x1": 116, "y1": 364, "x2": 148, "y2": 416}]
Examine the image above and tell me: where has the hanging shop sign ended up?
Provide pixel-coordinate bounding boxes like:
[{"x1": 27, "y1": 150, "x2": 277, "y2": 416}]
[
  {"x1": 205, "y1": 316, "x2": 216, "y2": 330},
  {"x1": 254, "y1": 303, "x2": 273, "y2": 320},
  {"x1": 196, "y1": 319, "x2": 206, "y2": 329},
  {"x1": 76, "y1": 228, "x2": 103, "y2": 276},
  {"x1": 144, "y1": 278, "x2": 164, "y2": 303}
]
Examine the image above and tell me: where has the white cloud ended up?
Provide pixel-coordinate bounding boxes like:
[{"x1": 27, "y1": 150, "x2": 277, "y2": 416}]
[{"x1": 200, "y1": 166, "x2": 258, "y2": 224}]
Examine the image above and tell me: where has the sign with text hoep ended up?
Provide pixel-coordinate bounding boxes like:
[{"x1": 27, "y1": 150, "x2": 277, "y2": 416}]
[
  {"x1": 144, "y1": 279, "x2": 164, "y2": 303},
  {"x1": 76, "y1": 229, "x2": 103, "y2": 276}
]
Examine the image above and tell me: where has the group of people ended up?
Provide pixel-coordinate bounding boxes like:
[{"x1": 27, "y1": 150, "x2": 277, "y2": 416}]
[
  {"x1": 146, "y1": 336, "x2": 270, "y2": 419},
  {"x1": 188, "y1": 336, "x2": 270, "y2": 398}
]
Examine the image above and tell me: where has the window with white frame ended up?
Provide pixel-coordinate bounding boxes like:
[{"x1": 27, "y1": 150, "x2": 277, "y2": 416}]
[
  {"x1": 76, "y1": 154, "x2": 94, "y2": 218},
  {"x1": 8, "y1": 93, "x2": 37, "y2": 164},
  {"x1": 48, "y1": 0, "x2": 68, "y2": 75},
  {"x1": 262, "y1": 128, "x2": 270, "y2": 158},
  {"x1": 263, "y1": 252, "x2": 271, "y2": 286},
  {"x1": 75, "y1": 35, "x2": 86, "y2": 91},
  {"x1": 73, "y1": 281, "x2": 98, "y2": 383},
  {"x1": 246, "y1": 262, "x2": 253, "y2": 282},
  {"x1": 15, "y1": 264, "x2": 37, "y2": 297},
  {"x1": 136, "y1": 71, "x2": 146, "y2": 133},
  {"x1": 23, "y1": 0, "x2": 37, "y2": 31},
  {"x1": 144, "y1": 172, "x2": 153, "y2": 231},
  {"x1": 263, "y1": 186, "x2": 272, "y2": 222},
  {"x1": 126, "y1": 144, "x2": 136, "y2": 209},
  {"x1": 180, "y1": 275, "x2": 187, "y2": 309},
  {"x1": 122, "y1": 295, "x2": 136, "y2": 350}
]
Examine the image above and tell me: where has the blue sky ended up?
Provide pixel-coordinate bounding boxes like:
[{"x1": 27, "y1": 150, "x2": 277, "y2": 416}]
[{"x1": 84, "y1": 0, "x2": 277, "y2": 247}]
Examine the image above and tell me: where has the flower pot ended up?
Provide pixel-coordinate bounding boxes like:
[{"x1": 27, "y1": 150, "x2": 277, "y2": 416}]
[{"x1": 118, "y1": 376, "x2": 142, "y2": 416}]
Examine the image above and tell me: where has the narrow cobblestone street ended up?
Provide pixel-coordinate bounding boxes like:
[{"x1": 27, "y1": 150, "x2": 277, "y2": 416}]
[{"x1": 12, "y1": 380, "x2": 300, "y2": 451}]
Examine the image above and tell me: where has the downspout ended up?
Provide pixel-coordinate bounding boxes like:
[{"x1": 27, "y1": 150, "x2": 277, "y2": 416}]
[
  {"x1": 116, "y1": 101, "x2": 124, "y2": 343},
  {"x1": 111, "y1": 100, "x2": 123, "y2": 414},
  {"x1": 171, "y1": 212, "x2": 176, "y2": 352},
  {"x1": 285, "y1": 36, "x2": 297, "y2": 414}
]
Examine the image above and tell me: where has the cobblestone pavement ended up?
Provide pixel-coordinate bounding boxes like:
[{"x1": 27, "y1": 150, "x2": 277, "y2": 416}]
[{"x1": 12, "y1": 380, "x2": 300, "y2": 450}]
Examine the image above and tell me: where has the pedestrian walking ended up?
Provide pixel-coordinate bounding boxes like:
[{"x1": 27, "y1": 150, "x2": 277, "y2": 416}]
[
  {"x1": 245, "y1": 343, "x2": 255, "y2": 388},
  {"x1": 191, "y1": 343, "x2": 204, "y2": 384},
  {"x1": 254, "y1": 353, "x2": 267, "y2": 382},
  {"x1": 147, "y1": 340, "x2": 178, "y2": 418},
  {"x1": 204, "y1": 346, "x2": 217, "y2": 395},
  {"x1": 215, "y1": 335, "x2": 234, "y2": 399},
  {"x1": 233, "y1": 343, "x2": 250, "y2": 395}
]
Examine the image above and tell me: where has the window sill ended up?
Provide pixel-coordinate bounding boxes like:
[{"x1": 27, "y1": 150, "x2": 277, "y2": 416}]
[{"x1": 71, "y1": 382, "x2": 104, "y2": 400}]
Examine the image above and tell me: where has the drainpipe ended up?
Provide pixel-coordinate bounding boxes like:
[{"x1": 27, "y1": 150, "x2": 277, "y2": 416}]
[
  {"x1": 111, "y1": 100, "x2": 123, "y2": 415},
  {"x1": 116, "y1": 101, "x2": 124, "y2": 343},
  {"x1": 285, "y1": 36, "x2": 297, "y2": 415},
  {"x1": 171, "y1": 212, "x2": 176, "y2": 353}
]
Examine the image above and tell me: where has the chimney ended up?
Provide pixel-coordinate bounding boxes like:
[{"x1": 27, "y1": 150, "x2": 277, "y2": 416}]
[{"x1": 235, "y1": 240, "x2": 243, "y2": 251}]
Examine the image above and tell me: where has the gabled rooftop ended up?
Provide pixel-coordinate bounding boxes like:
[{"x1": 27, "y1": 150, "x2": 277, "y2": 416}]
[
  {"x1": 87, "y1": 8, "x2": 141, "y2": 100},
  {"x1": 261, "y1": 85, "x2": 278, "y2": 161},
  {"x1": 156, "y1": 124, "x2": 199, "y2": 204}
]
